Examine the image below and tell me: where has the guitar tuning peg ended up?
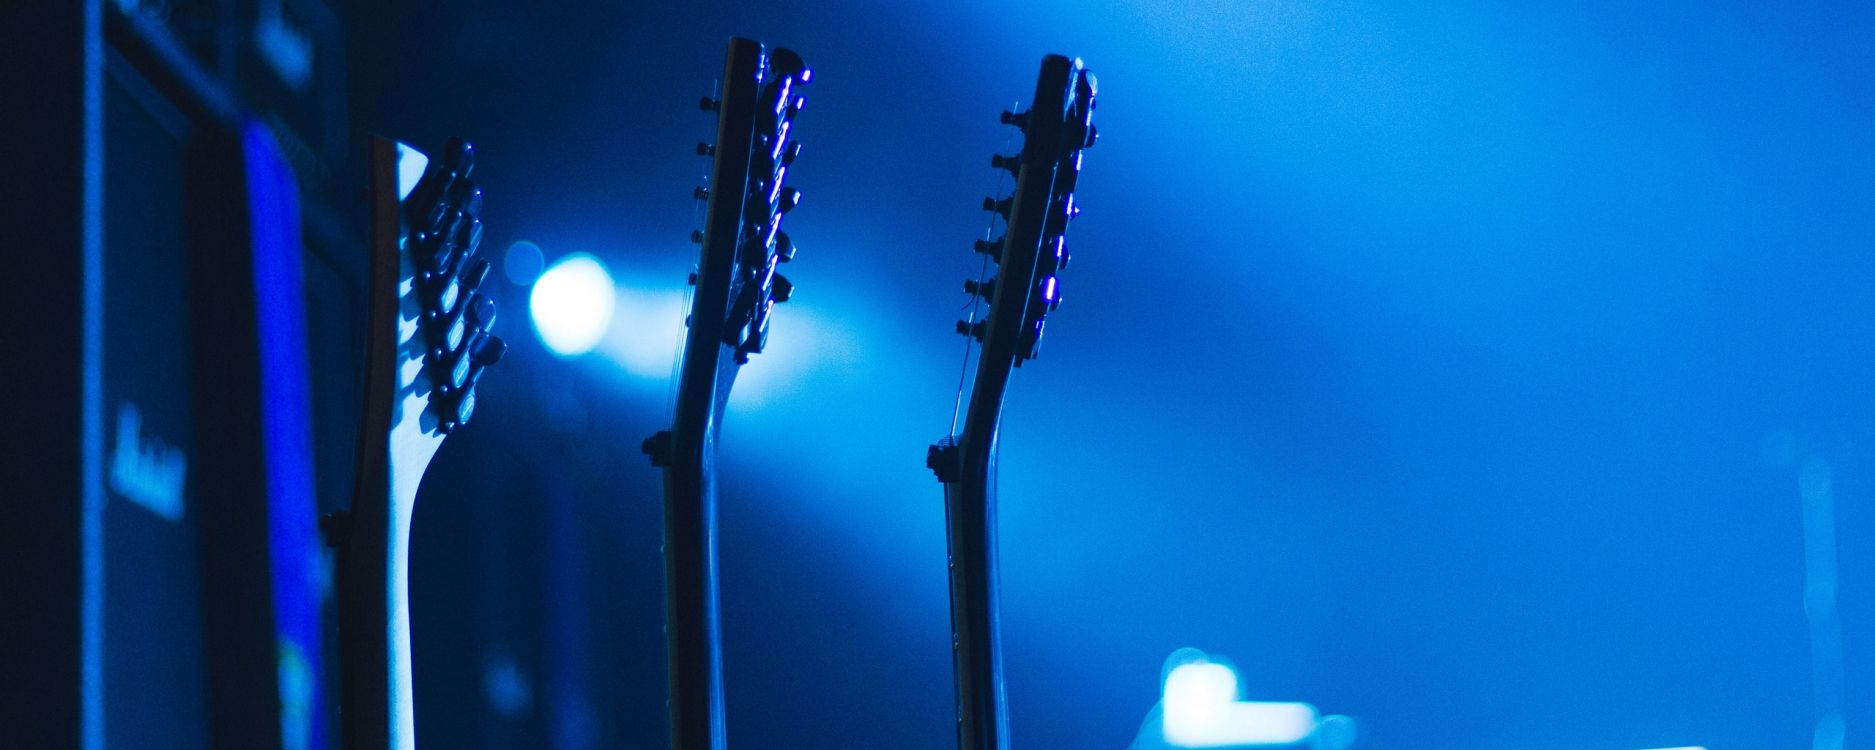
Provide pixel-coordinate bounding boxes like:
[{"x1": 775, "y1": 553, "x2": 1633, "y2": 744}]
[
  {"x1": 450, "y1": 180, "x2": 484, "y2": 217},
  {"x1": 775, "y1": 231, "x2": 796, "y2": 262},
  {"x1": 434, "y1": 274, "x2": 461, "y2": 315},
  {"x1": 438, "y1": 310, "x2": 468, "y2": 358},
  {"x1": 429, "y1": 257, "x2": 485, "y2": 315},
  {"x1": 697, "y1": 142, "x2": 715, "y2": 156},
  {"x1": 990, "y1": 153, "x2": 1020, "y2": 177},
  {"x1": 963, "y1": 278, "x2": 994, "y2": 300},
  {"x1": 691, "y1": 230, "x2": 704, "y2": 244},
  {"x1": 441, "y1": 335, "x2": 506, "y2": 433},
  {"x1": 1000, "y1": 109, "x2": 1028, "y2": 129},
  {"x1": 422, "y1": 222, "x2": 460, "y2": 273},
  {"x1": 471, "y1": 333, "x2": 507, "y2": 367},
  {"x1": 687, "y1": 272, "x2": 698, "y2": 286},
  {"x1": 781, "y1": 141, "x2": 802, "y2": 167},
  {"x1": 422, "y1": 198, "x2": 454, "y2": 236},
  {"x1": 1039, "y1": 275, "x2": 1061, "y2": 311},
  {"x1": 771, "y1": 273, "x2": 793, "y2": 303},
  {"x1": 440, "y1": 385, "x2": 476, "y2": 434},
  {"x1": 466, "y1": 292, "x2": 497, "y2": 331},
  {"x1": 699, "y1": 96, "x2": 720, "y2": 112},
  {"x1": 693, "y1": 186, "x2": 709, "y2": 200},
  {"x1": 442, "y1": 137, "x2": 475, "y2": 176},
  {"x1": 1084, "y1": 125, "x2": 1099, "y2": 149},
  {"x1": 955, "y1": 319, "x2": 986, "y2": 341},
  {"x1": 974, "y1": 237, "x2": 1002, "y2": 257},
  {"x1": 983, "y1": 196, "x2": 1011, "y2": 218},
  {"x1": 778, "y1": 187, "x2": 802, "y2": 212},
  {"x1": 439, "y1": 335, "x2": 473, "y2": 393},
  {"x1": 461, "y1": 258, "x2": 491, "y2": 293},
  {"x1": 455, "y1": 216, "x2": 484, "y2": 254},
  {"x1": 1019, "y1": 320, "x2": 1045, "y2": 363}
]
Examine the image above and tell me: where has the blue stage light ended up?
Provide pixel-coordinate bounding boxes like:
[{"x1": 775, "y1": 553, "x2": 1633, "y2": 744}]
[{"x1": 529, "y1": 253, "x2": 615, "y2": 357}]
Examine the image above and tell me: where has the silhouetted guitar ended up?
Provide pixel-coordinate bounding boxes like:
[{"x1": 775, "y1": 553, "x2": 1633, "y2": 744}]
[
  {"x1": 326, "y1": 136, "x2": 505, "y2": 750},
  {"x1": 641, "y1": 38, "x2": 812, "y2": 750},
  {"x1": 926, "y1": 55, "x2": 1098, "y2": 750}
]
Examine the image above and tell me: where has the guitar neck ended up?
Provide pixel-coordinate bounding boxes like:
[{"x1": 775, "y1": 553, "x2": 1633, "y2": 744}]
[
  {"x1": 335, "y1": 452, "x2": 421, "y2": 750},
  {"x1": 648, "y1": 36, "x2": 811, "y2": 749},
  {"x1": 648, "y1": 47, "x2": 750, "y2": 746},
  {"x1": 332, "y1": 136, "x2": 464, "y2": 750},
  {"x1": 939, "y1": 445, "x2": 1012, "y2": 750},
  {"x1": 931, "y1": 53, "x2": 1097, "y2": 750},
  {"x1": 654, "y1": 420, "x2": 730, "y2": 750}
]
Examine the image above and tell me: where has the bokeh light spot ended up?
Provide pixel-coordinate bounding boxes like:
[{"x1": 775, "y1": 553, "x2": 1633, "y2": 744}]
[
  {"x1": 529, "y1": 253, "x2": 615, "y2": 357},
  {"x1": 504, "y1": 240, "x2": 546, "y2": 286}
]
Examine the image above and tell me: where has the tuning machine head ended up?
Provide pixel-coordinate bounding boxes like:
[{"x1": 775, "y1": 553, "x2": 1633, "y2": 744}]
[
  {"x1": 990, "y1": 153, "x2": 1020, "y2": 177},
  {"x1": 983, "y1": 196, "x2": 1012, "y2": 219},
  {"x1": 404, "y1": 137, "x2": 503, "y2": 433}
]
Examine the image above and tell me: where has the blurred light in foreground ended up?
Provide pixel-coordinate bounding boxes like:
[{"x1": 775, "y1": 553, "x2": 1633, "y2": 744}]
[
  {"x1": 503, "y1": 240, "x2": 545, "y2": 286},
  {"x1": 530, "y1": 253, "x2": 615, "y2": 357},
  {"x1": 1163, "y1": 659, "x2": 1240, "y2": 742},
  {"x1": 1160, "y1": 649, "x2": 1353, "y2": 749}
]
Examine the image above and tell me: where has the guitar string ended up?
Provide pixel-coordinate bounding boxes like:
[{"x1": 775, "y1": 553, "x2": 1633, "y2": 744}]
[{"x1": 947, "y1": 103, "x2": 1022, "y2": 438}]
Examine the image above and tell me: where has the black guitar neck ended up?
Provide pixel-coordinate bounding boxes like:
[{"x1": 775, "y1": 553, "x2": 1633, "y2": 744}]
[
  {"x1": 645, "y1": 37, "x2": 811, "y2": 750},
  {"x1": 928, "y1": 54, "x2": 1097, "y2": 750}
]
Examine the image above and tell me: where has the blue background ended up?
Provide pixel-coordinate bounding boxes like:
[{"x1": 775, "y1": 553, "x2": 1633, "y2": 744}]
[{"x1": 344, "y1": 1, "x2": 1875, "y2": 747}]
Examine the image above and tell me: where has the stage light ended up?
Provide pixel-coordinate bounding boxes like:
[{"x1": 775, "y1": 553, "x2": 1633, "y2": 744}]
[
  {"x1": 1163, "y1": 660, "x2": 1238, "y2": 744},
  {"x1": 1157, "y1": 649, "x2": 1348, "y2": 749},
  {"x1": 529, "y1": 253, "x2": 615, "y2": 357}
]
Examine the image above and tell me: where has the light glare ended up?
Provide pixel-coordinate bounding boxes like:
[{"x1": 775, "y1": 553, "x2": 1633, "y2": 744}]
[
  {"x1": 1160, "y1": 652, "x2": 1326, "y2": 748},
  {"x1": 529, "y1": 253, "x2": 615, "y2": 357}
]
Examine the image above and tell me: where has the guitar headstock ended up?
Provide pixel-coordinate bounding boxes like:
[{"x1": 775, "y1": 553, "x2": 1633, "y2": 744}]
[
  {"x1": 964, "y1": 55, "x2": 1097, "y2": 370},
  {"x1": 930, "y1": 55, "x2": 1097, "y2": 479},
  {"x1": 334, "y1": 138, "x2": 507, "y2": 749},
  {"x1": 368, "y1": 137, "x2": 505, "y2": 474},
  {"x1": 398, "y1": 137, "x2": 506, "y2": 434},
  {"x1": 689, "y1": 38, "x2": 812, "y2": 368},
  {"x1": 649, "y1": 37, "x2": 812, "y2": 471}
]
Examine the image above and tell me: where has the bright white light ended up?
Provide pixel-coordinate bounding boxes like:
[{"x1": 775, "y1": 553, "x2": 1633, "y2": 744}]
[
  {"x1": 530, "y1": 254, "x2": 615, "y2": 357},
  {"x1": 1161, "y1": 653, "x2": 1321, "y2": 748},
  {"x1": 1164, "y1": 661, "x2": 1239, "y2": 743}
]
